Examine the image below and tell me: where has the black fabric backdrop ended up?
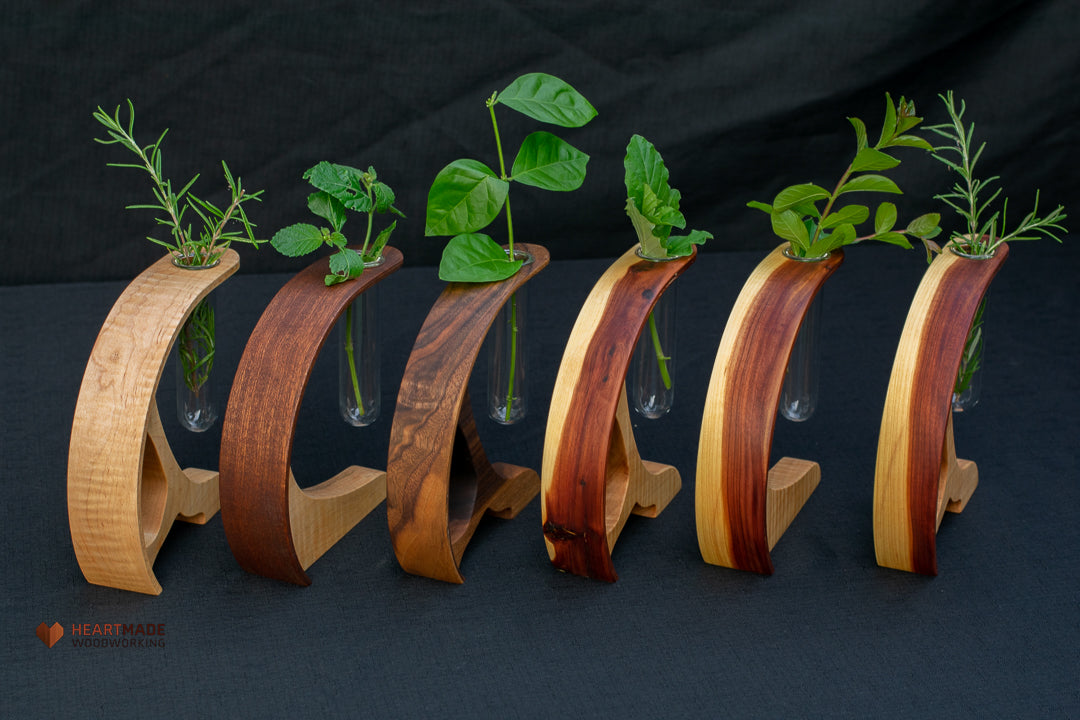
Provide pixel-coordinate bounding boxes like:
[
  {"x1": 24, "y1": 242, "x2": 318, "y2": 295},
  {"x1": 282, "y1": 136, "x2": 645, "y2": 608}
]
[
  {"x1": 2, "y1": 0, "x2": 1078, "y2": 283},
  {"x1": 2, "y1": 2, "x2": 1079, "y2": 718}
]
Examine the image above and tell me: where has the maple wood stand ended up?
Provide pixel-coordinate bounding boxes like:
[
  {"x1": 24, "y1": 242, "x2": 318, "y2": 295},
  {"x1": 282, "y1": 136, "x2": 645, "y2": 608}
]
[
  {"x1": 873, "y1": 244, "x2": 1008, "y2": 575},
  {"x1": 68, "y1": 250, "x2": 239, "y2": 595},
  {"x1": 219, "y1": 247, "x2": 402, "y2": 586}
]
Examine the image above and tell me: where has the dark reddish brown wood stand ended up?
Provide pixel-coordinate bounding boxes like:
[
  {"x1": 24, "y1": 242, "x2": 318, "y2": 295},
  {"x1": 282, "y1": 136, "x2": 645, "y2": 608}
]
[
  {"x1": 386, "y1": 243, "x2": 549, "y2": 584},
  {"x1": 696, "y1": 243, "x2": 843, "y2": 575},
  {"x1": 219, "y1": 247, "x2": 403, "y2": 586},
  {"x1": 874, "y1": 244, "x2": 1008, "y2": 575},
  {"x1": 542, "y1": 245, "x2": 696, "y2": 582}
]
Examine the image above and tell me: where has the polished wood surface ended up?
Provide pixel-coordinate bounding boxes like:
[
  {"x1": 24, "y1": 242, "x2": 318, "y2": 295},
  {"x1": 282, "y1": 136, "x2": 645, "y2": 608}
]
[
  {"x1": 542, "y1": 245, "x2": 694, "y2": 581},
  {"x1": 387, "y1": 244, "x2": 548, "y2": 584},
  {"x1": 696, "y1": 244, "x2": 842, "y2": 574},
  {"x1": 68, "y1": 249, "x2": 238, "y2": 595},
  {"x1": 874, "y1": 244, "x2": 1008, "y2": 575},
  {"x1": 219, "y1": 247, "x2": 402, "y2": 586}
]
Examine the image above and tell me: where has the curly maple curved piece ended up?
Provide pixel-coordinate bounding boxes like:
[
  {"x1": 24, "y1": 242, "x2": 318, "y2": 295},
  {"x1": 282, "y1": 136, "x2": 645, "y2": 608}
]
[
  {"x1": 696, "y1": 244, "x2": 843, "y2": 575},
  {"x1": 68, "y1": 249, "x2": 239, "y2": 595},
  {"x1": 542, "y1": 245, "x2": 695, "y2": 582},
  {"x1": 874, "y1": 244, "x2": 1008, "y2": 575},
  {"x1": 219, "y1": 247, "x2": 402, "y2": 586},
  {"x1": 387, "y1": 244, "x2": 549, "y2": 584}
]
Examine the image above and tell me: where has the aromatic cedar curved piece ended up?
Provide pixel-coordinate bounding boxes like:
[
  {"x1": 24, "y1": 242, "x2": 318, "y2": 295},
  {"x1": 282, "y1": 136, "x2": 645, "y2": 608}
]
[
  {"x1": 542, "y1": 245, "x2": 695, "y2": 582},
  {"x1": 874, "y1": 243, "x2": 1008, "y2": 575},
  {"x1": 219, "y1": 247, "x2": 403, "y2": 586},
  {"x1": 696, "y1": 243, "x2": 843, "y2": 575},
  {"x1": 68, "y1": 249, "x2": 239, "y2": 595},
  {"x1": 386, "y1": 243, "x2": 549, "y2": 584}
]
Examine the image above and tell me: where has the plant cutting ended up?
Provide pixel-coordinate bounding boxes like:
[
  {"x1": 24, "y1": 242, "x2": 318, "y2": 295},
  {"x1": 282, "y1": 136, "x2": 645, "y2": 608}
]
[
  {"x1": 747, "y1": 93, "x2": 942, "y2": 421},
  {"x1": 926, "y1": 90, "x2": 1068, "y2": 410},
  {"x1": 271, "y1": 162, "x2": 405, "y2": 425},
  {"x1": 93, "y1": 100, "x2": 263, "y2": 432},
  {"x1": 623, "y1": 134, "x2": 712, "y2": 417},
  {"x1": 425, "y1": 72, "x2": 597, "y2": 423}
]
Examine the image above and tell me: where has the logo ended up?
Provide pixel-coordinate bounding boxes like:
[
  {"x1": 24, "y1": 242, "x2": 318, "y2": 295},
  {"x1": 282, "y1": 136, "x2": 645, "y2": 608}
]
[{"x1": 36, "y1": 622, "x2": 64, "y2": 648}]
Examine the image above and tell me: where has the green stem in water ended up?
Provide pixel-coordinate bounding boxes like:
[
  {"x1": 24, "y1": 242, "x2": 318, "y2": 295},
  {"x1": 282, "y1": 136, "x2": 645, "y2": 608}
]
[
  {"x1": 345, "y1": 302, "x2": 364, "y2": 416},
  {"x1": 504, "y1": 293, "x2": 520, "y2": 422},
  {"x1": 647, "y1": 311, "x2": 672, "y2": 390},
  {"x1": 489, "y1": 91, "x2": 520, "y2": 421}
]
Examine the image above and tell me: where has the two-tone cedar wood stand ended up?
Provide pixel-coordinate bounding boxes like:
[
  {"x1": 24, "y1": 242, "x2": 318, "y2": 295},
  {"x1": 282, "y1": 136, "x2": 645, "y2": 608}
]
[
  {"x1": 874, "y1": 244, "x2": 1008, "y2": 575},
  {"x1": 68, "y1": 249, "x2": 239, "y2": 595},
  {"x1": 219, "y1": 247, "x2": 403, "y2": 586},
  {"x1": 542, "y1": 245, "x2": 695, "y2": 582},
  {"x1": 386, "y1": 244, "x2": 548, "y2": 584},
  {"x1": 696, "y1": 244, "x2": 843, "y2": 574}
]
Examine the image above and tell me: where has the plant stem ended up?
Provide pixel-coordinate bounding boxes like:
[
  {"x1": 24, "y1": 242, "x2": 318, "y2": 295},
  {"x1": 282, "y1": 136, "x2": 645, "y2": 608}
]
[
  {"x1": 647, "y1": 311, "x2": 671, "y2": 390},
  {"x1": 344, "y1": 302, "x2": 364, "y2": 416},
  {"x1": 489, "y1": 91, "x2": 520, "y2": 421},
  {"x1": 504, "y1": 293, "x2": 519, "y2": 423},
  {"x1": 809, "y1": 164, "x2": 854, "y2": 249},
  {"x1": 360, "y1": 182, "x2": 375, "y2": 259}
]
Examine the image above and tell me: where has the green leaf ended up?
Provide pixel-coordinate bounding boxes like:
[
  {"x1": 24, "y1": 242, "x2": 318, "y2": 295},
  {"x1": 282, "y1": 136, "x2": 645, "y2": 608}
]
[
  {"x1": 510, "y1": 131, "x2": 590, "y2": 191},
  {"x1": 496, "y1": 73, "x2": 597, "y2": 127},
  {"x1": 640, "y1": 183, "x2": 685, "y2": 228},
  {"x1": 626, "y1": 197, "x2": 666, "y2": 259},
  {"x1": 372, "y1": 182, "x2": 396, "y2": 213},
  {"x1": 876, "y1": 92, "x2": 897, "y2": 149},
  {"x1": 850, "y1": 148, "x2": 900, "y2": 172},
  {"x1": 747, "y1": 200, "x2": 773, "y2": 214},
  {"x1": 665, "y1": 229, "x2": 712, "y2": 257},
  {"x1": 308, "y1": 191, "x2": 347, "y2": 232},
  {"x1": 772, "y1": 184, "x2": 831, "y2": 213},
  {"x1": 875, "y1": 202, "x2": 897, "y2": 234},
  {"x1": 327, "y1": 231, "x2": 347, "y2": 249},
  {"x1": 837, "y1": 174, "x2": 902, "y2": 196},
  {"x1": 873, "y1": 231, "x2": 913, "y2": 249},
  {"x1": 326, "y1": 247, "x2": 365, "y2": 285},
  {"x1": 271, "y1": 223, "x2": 325, "y2": 257},
  {"x1": 849, "y1": 117, "x2": 868, "y2": 151},
  {"x1": 906, "y1": 212, "x2": 941, "y2": 238},
  {"x1": 821, "y1": 204, "x2": 869, "y2": 229},
  {"x1": 771, "y1": 209, "x2": 810, "y2": 249},
  {"x1": 624, "y1": 134, "x2": 678, "y2": 212},
  {"x1": 304, "y1": 161, "x2": 363, "y2": 198},
  {"x1": 343, "y1": 193, "x2": 373, "y2": 213},
  {"x1": 438, "y1": 233, "x2": 522, "y2": 282},
  {"x1": 425, "y1": 159, "x2": 509, "y2": 236},
  {"x1": 809, "y1": 223, "x2": 854, "y2": 257},
  {"x1": 889, "y1": 134, "x2": 934, "y2": 151},
  {"x1": 368, "y1": 220, "x2": 396, "y2": 261}
]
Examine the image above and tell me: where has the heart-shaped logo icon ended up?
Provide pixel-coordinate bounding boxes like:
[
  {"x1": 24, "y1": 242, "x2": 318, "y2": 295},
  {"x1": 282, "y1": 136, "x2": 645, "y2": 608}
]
[{"x1": 36, "y1": 622, "x2": 63, "y2": 648}]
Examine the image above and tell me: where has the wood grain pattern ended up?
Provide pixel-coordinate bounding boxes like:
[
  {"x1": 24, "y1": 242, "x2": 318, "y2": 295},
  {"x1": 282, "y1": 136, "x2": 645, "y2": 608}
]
[
  {"x1": 696, "y1": 244, "x2": 843, "y2": 574},
  {"x1": 68, "y1": 249, "x2": 239, "y2": 595},
  {"x1": 219, "y1": 247, "x2": 402, "y2": 586},
  {"x1": 874, "y1": 244, "x2": 1008, "y2": 575},
  {"x1": 542, "y1": 245, "x2": 694, "y2": 582},
  {"x1": 387, "y1": 244, "x2": 548, "y2": 584}
]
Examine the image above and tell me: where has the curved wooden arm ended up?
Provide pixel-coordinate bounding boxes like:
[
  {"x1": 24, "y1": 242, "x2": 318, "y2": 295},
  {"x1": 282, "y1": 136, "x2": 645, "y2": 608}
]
[
  {"x1": 542, "y1": 245, "x2": 696, "y2": 582},
  {"x1": 68, "y1": 249, "x2": 239, "y2": 595},
  {"x1": 874, "y1": 244, "x2": 1008, "y2": 574},
  {"x1": 387, "y1": 244, "x2": 549, "y2": 584},
  {"x1": 220, "y1": 247, "x2": 403, "y2": 586},
  {"x1": 696, "y1": 243, "x2": 843, "y2": 575}
]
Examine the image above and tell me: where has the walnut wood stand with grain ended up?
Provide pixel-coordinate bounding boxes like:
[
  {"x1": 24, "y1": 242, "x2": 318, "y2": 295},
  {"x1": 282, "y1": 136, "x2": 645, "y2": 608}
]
[
  {"x1": 541, "y1": 245, "x2": 695, "y2": 582},
  {"x1": 386, "y1": 243, "x2": 548, "y2": 584},
  {"x1": 696, "y1": 243, "x2": 843, "y2": 575},
  {"x1": 874, "y1": 244, "x2": 1008, "y2": 575},
  {"x1": 68, "y1": 249, "x2": 239, "y2": 595},
  {"x1": 219, "y1": 247, "x2": 402, "y2": 586}
]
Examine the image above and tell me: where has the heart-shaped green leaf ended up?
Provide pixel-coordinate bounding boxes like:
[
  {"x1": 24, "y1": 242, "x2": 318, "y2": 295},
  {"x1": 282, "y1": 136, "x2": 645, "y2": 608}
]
[
  {"x1": 496, "y1": 73, "x2": 597, "y2": 128},
  {"x1": 438, "y1": 233, "x2": 522, "y2": 282},
  {"x1": 425, "y1": 159, "x2": 509, "y2": 236},
  {"x1": 511, "y1": 131, "x2": 590, "y2": 191},
  {"x1": 271, "y1": 223, "x2": 325, "y2": 257}
]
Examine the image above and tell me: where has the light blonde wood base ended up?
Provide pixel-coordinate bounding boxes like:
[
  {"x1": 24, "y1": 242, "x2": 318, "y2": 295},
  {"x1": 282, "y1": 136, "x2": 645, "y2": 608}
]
[
  {"x1": 874, "y1": 245, "x2": 1006, "y2": 575},
  {"x1": 696, "y1": 244, "x2": 842, "y2": 574},
  {"x1": 542, "y1": 245, "x2": 693, "y2": 581},
  {"x1": 68, "y1": 250, "x2": 239, "y2": 595}
]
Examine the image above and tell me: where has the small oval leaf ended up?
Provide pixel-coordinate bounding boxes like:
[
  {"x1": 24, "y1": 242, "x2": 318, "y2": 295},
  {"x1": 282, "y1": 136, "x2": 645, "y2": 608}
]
[
  {"x1": 875, "y1": 202, "x2": 897, "y2": 234},
  {"x1": 838, "y1": 174, "x2": 902, "y2": 196},
  {"x1": 425, "y1": 159, "x2": 509, "y2": 236}
]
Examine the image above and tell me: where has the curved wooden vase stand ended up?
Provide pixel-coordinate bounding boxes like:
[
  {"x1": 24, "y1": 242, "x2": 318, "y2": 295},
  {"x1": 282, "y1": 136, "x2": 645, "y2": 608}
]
[
  {"x1": 387, "y1": 243, "x2": 548, "y2": 584},
  {"x1": 873, "y1": 244, "x2": 1008, "y2": 575},
  {"x1": 68, "y1": 249, "x2": 239, "y2": 595},
  {"x1": 542, "y1": 245, "x2": 696, "y2": 582},
  {"x1": 696, "y1": 243, "x2": 843, "y2": 575},
  {"x1": 219, "y1": 247, "x2": 403, "y2": 586}
]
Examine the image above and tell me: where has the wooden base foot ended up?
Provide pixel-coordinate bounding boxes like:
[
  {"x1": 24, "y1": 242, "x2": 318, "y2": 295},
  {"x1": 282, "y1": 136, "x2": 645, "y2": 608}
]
[{"x1": 766, "y1": 457, "x2": 820, "y2": 551}]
